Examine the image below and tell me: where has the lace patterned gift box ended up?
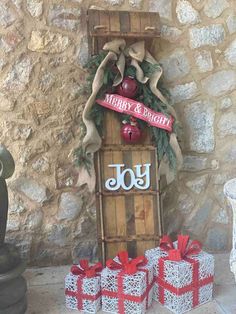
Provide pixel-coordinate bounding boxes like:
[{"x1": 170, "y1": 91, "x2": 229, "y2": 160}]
[
  {"x1": 145, "y1": 235, "x2": 214, "y2": 314},
  {"x1": 65, "y1": 260, "x2": 102, "y2": 313},
  {"x1": 101, "y1": 251, "x2": 154, "y2": 314}
]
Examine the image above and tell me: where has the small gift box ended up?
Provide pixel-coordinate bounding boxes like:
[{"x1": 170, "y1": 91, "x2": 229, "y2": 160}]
[
  {"x1": 65, "y1": 260, "x2": 102, "y2": 313},
  {"x1": 145, "y1": 235, "x2": 214, "y2": 314},
  {"x1": 101, "y1": 251, "x2": 154, "y2": 314}
]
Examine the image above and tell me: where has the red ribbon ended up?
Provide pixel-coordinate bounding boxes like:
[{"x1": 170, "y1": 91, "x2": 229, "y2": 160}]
[
  {"x1": 157, "y1": 235, "x2": 213, "y2": 308},
  {"x1": 70, "y1": 260, "x2": 103, "y2": 278},
  {"x1": 66, "y1": 260, "x2": 102, "y2": 310},
  {"x1": 106, "y1": 250, "x2": 148, "y2": 274},
  {"x1": 96, "y1": 94, "x2": 174, "y2": 132},
  {"x1": 103, "y1": 251, "x2": 151, "y2": 313},
  {"x1": 160, "y1": 234, "x2": 202, "y2": 261}
]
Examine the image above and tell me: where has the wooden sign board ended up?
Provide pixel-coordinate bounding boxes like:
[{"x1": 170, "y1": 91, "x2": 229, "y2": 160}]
[
  {"x1": 87, "y1": 9, "x2": 161, "y2": 54},
  {"x1": 88, "y1": 9, "x2": 161, "y2": 38},
  {"x1": 87, "y1": 9, "x2": 163, "y2": 263},
  {"x1": 95, "y1": 111, "x2": 162, "y2": 264}
]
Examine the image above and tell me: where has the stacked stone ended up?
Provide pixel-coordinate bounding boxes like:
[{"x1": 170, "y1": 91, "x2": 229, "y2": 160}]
[
  {"x1": 150, "y1": 0, "x2": 235, "y2": 252},
  {"x1": 0, "y1": 0, "x2": 235, "y2": 267}
]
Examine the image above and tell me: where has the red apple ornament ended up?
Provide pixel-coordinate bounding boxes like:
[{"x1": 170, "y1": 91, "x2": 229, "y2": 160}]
[
  {"x1": 121, "y1": 117, "x2": 142, "y2": 144},
  {"x1": 117, "y1": 76, "x2": 138, "y2": 99}
]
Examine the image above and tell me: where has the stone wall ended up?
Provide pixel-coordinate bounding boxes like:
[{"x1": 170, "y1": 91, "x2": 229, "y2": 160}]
[{"x1": 1, "y1": 0, "x2": 235, "y2": 266}]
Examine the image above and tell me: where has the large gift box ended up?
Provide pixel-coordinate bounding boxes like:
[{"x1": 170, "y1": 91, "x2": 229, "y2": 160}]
[
  {"x1": 145, "y1": 235, "x2": 214, "y2": 314},
  {"x1": 65, "y1": 260, "x2": 102, "y2": 313},
  {"x1": 101, "y1": 251, "x2": 154, "y2": 314}
]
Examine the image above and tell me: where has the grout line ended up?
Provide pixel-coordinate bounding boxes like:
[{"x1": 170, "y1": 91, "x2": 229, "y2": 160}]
[{"x1": 27, "y1": 282, "x2": 65, "y2": 287}]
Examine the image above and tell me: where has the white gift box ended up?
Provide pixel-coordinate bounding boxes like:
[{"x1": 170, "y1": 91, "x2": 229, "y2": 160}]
[
  {"x1": 65, "y1": 264, "x2": 102, "y2": 313},
  {"x1": 101, "y1": 253, "x2": 154, "y2": 314},
  {"x1": 145, "y1": 242, "x2": 214, "y2": 314}
]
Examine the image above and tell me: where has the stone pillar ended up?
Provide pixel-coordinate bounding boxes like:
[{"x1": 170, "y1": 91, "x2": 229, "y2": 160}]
[{"x1": 224, "y1": 178, "x2": 236, "y2": 282}]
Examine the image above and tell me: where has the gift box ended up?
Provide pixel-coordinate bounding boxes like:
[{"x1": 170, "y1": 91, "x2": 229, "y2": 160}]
[
  {"x1": 65, "y1": 260, "x2": 102, "y2": 313},
  {"x1": 145, "y1": 235, "x2": 214, "y2": 314},
  {"x1": 101, "y1": 251, "x2": 154, "y2": 314}
]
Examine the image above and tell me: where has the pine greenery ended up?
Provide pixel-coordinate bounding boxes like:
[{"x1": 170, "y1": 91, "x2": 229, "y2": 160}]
[{"x1": 76, "y1": 50, "x2": 180, "y2": 171}]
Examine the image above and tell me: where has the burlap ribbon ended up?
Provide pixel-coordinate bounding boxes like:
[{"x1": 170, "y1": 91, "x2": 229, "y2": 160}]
[{"x1": 82, "y1": 39, "x2": 182, "y2": 184}]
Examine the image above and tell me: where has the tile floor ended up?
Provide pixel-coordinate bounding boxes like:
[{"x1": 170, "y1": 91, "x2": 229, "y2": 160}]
[{"x1": 24, "y1": 253, "x2": 236, "y2": 314}]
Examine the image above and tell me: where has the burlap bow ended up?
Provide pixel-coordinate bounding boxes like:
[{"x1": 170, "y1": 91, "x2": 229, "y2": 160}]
[
  {"x1": 106, "y1": 251, "x2": 148, "y2": 275},
  {"x1": 160, "y1": 235, "x2": 202, "y2": 261},
  {"x1": 71, "y1": 260, "x2": 103, "y2": 278},
  {"x1": 82, "y1": 39, "x2": 183, "y2": 184}
]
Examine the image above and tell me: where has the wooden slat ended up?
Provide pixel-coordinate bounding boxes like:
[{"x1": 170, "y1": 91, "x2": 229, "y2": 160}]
[
  {"x1": 97, "y1": 190, "x2": 159, "y2": 196},
  {"x1": 130, "y1": 12, "x2": 141, "y2": 33},
  {"x1": 104, "y1": 111, "x2": 113, "y2": 145},
  {"x1": 149, "y1": 12, "x2": 161, "y2": 36},
  {"x1": 141, "y1": 149, "x2": 155, "y2": 238},
  {"x1": 88, "y1": 10, "x2": 100, "y2": 54},
  {"x1": 111, "y1": 112, "x2": 122, "y2": 145},
  {"x1": 132, "y1": 150, "x2": 145, "y2": 252},
  {"x1": 119, "y1": 11, "x2": 130, "y2": 33},
  {"x1": 88, "y1": 10, "x2": 161, "y2": 40},
  {"x1": 98, "y1": 10, "x2": 110, "y2": 33},
  {"x1": 140, "y1": 12, "x2": 150, "y2": 34},
  {"x1": 106, "y1": 242, "x2": 127, "y2": 259},
  {"x1": 101, "y1": 145, "x2": 155, "y2": 151},
  {"x1": 104, "y1": 235, "x2": 160, "y2": 242},
  {"x1": 103, "y1": 150, "x2": 117, "y2": 238},
  {"x1": 113, "y1": 150, "x2": 126, "y2": 239},
  {"x1": 90, "y1": 32, "x2": 160, "y2": 38},
  {"x1": 104, "y1": 196, "x2": 117, "y2": 237},
  {"x1": 109, "y1": 11, "x2": 120, "y2": 32}
]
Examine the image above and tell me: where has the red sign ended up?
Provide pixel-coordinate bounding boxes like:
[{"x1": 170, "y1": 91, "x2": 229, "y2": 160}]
[{"x1": 96, "y1": 94, "x2": 173, "y2": 132}]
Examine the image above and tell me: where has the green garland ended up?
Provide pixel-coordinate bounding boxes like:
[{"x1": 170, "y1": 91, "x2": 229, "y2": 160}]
[{"x1": 74, "y1": 51, "x2": 180, "y2": 172}]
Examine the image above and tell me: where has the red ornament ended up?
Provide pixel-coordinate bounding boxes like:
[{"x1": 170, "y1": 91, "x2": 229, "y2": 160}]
[
  {"x1": 121, "y1": 119, "x2": 142, "y2": 144},
  {"x1": 117, "y1": 76, "x2": 138, "y2": 99}
]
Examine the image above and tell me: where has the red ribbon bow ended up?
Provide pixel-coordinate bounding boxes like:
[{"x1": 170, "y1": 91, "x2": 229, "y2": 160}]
[
  {"x1": 160, "y1": 235, "x2": 202, "y2": 261},
  {"x1": 71, "y1": 260, "x2": 103, "y2": 278},
  {"x1": 106, "y1": 251, "x2": 148, "y2": 275}
]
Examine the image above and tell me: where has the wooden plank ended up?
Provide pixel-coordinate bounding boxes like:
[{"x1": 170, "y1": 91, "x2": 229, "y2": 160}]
[
  {"x1": 150, "y1": 150, "x2": 160, "y2": 237},
  {"x1": 123, "y1": 149, "x2": 137, "y2": 257},
  {"x1": 104, "y1": 111, "x2": 113, "y2": 145},
  {"x1": 106, "y1": 242, "x2": 127, "y2": 259},
  {"x1": 113, "y1": 150, "x2": 126, "y2": 239},
  {"x1": 98, "y1": 10, "x2": 110, "y2": 33},
  {"x1": 101, "y1": 145, "x2": 155, "y2": 151},
  {"x1": 88, "y1": 9, "x2": 161, "y2": 39},
  {"x1": 90, "y1": 32, "x2": 160, "y2": 38},
  {"x1": 103, "y1": 196, "x2": 117, "y2": 237},
  {"x1": 104, "y1": 235, "x2": 160, "y2": 242},
  {"x1": 140, "y1": 13, "x2": 151, "y2": 34},
  {"x1": 134, "y1": 195, "x2": 145, "y2": 235},
  {"x1": 102, "y1": 150, "x2": 117, "y2": 238},
  {"x1": 119, "y1": 11, "x2": 130, "y2": 33},
  {"x1": 111, "y1": 112, "x2": 122, "y2": 145},
  {"x1": 88, "y1": 10, "x2": 100, "y2": 34},
  {"x1": 88, "y1": 10, "x2": 100, "y2": 54},
  {"x1": 95, "y1": 152, "x2": 103, "y2": 262},
  {"x1": 132, "y1": 148, "x2": 145, "y2": 237},
  {"x1": 141, "y1": 149, "x2": 155, "y2": 239},
  {"x1": 97, "y1": 190, "x2": 159, "y2": 196},
  {"x1": 130, "y1": 12, "x2": 141, "y2": 33},
  {"x1": 149, "y1": 12, "x2": 161, "y2": 36},
  {"x1": 141, "y1": 149, "x2": 153, "y2": 255},
  {"x1": 109, "y1": 11, "x2": 120, "y2": 32}
]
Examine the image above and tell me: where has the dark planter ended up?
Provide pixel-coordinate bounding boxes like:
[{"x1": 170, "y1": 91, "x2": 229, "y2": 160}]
[{"x1": 0, "y1": 145, "x2": 27, "y2": 314}]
